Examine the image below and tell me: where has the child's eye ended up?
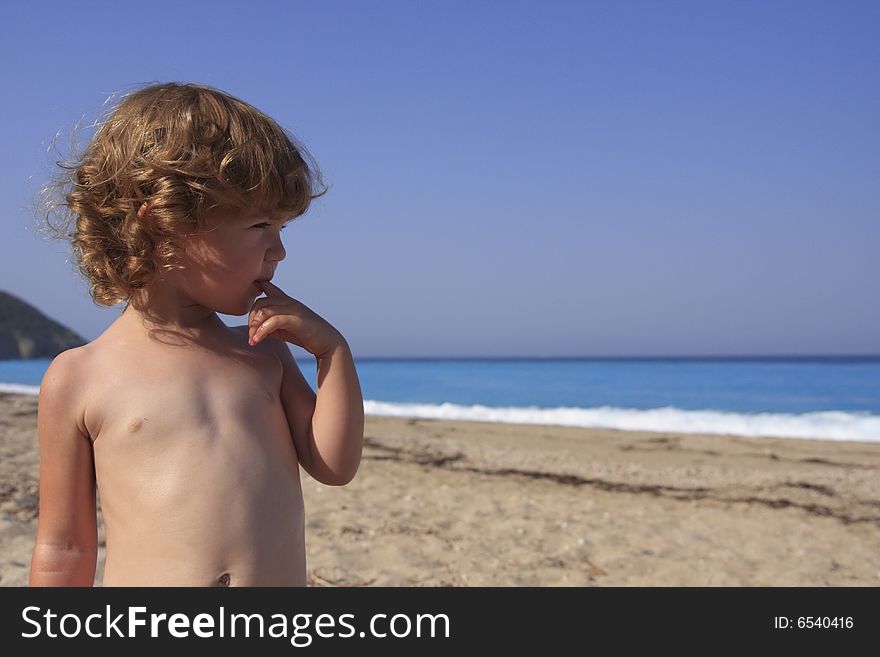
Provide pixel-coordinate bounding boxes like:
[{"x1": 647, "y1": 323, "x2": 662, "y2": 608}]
[{"x1": 251, "y1": 223, "x2": 289, "y2": 230}]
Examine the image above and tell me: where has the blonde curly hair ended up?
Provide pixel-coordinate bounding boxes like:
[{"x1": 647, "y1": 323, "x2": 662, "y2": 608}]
[{"x1": 40, "y1": 82, "x2": 327, "y2": 306}]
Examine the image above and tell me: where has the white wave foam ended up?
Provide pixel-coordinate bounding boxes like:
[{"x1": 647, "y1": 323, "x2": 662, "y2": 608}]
[
  {"x1": 363, "y1": 400, "x2": 880, "y2": 443},
  {"x1": 0, "y1": 383, "x2": 40, "y2": 395},
  {"x1": 3, "y1": 384, "x2": 875, "y2": 442}
]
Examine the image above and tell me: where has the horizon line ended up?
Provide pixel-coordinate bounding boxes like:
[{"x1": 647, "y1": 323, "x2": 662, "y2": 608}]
[
  {"x1": 3, "y1": 353, "x2": 879, "y2": 364},
  {"x1": 293, "y1": 353, "x2": 880, "y2": 362}
]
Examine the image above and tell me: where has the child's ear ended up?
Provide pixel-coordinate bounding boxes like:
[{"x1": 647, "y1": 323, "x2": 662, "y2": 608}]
[
  {"x1": 137, "y1": 202, "x2": 167, "y2": 253},
  {"x1": 137, "y1": 202, "x2": 162, "y2": 238}
]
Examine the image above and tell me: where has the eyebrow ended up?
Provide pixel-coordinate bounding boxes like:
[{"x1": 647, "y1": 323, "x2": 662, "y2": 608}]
[{"x1": 243, "y1": 211, "x2": 292, "y2": 223}]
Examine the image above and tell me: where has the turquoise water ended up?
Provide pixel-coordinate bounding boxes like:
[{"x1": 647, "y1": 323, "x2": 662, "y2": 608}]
[{"x1": 3, "y1": 356, "x2": 879, "y2": 442}]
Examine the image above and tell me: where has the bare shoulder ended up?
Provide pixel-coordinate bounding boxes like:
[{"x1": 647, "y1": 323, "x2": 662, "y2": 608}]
[
  {"x1": 42, "y1": 344, "x2": 93, "y2": 388},
  {"x1": 230, "y1": 324, "x2": 294, "y2": 363},
  {"x1": 40, "y1": 344, "x2": 94, "y2": 437},
  {"x1": 230, "y1": 324, "x2": 314, "y2": 386}
]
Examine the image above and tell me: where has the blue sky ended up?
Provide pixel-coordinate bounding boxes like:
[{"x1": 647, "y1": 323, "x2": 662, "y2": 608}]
[{"x1": 1, "y1": 0, "x2": 877, "y2": 358}]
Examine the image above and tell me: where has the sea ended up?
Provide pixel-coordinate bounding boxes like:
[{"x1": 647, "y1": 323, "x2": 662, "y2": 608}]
[{"x1": 1, "y1": 356, "x2": 879, "y2": 443}]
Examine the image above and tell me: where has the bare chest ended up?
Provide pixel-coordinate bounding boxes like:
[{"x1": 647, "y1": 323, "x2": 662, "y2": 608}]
[
  {"x1": 83, "y1": 337, "x2": 301, "y2": 511},
  {"x1": 84, "y1": 338, "x2": 284, "y2": 446}
]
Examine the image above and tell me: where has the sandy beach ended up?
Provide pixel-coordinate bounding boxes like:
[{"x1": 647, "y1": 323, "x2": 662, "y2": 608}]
[{"x1": 1, "y1": 390, "x2": 878, "y2": 586}]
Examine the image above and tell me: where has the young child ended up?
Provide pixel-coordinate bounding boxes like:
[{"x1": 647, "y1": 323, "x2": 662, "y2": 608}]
[{"x1": 29, "y1": 82, "x2": 364, "y2": 587}]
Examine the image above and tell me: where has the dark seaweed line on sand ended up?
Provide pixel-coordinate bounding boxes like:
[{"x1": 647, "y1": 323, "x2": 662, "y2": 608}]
[
  {"x1": 363, "y1": 437, "x2": 880, "y2": 527},
  {"x1": 618, "y1": 442, "x2": 877, "y2": 470}
]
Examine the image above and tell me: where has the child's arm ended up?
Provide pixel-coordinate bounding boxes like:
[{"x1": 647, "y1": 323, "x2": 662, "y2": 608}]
[
  {"x1": 249, "y1": 280, "x2": 364, "y2": 486},
  {"x1": 29, "y1": 349, "x2": 98, "y2": 586},
  {"x1": 271, "y1": 338, "x2": 364, "y2": 485}
]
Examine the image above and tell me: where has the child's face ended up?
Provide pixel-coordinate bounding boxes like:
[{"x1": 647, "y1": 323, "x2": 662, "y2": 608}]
[{"x1": 166, "y1": 206, "x2": 289, "y2": 316}]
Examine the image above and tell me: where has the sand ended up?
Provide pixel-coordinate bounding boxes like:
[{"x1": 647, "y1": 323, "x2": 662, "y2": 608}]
[{"x1": 1, "y1": 391, "x2": 878, "y2": 586}]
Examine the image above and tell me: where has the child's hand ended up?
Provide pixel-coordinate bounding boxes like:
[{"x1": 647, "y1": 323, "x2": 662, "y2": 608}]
[{"x1": 248, "y1": 280, "x2": 344, "y2": 358}]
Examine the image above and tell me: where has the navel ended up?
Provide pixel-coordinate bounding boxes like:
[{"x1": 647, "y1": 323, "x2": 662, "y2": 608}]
[{"x1": 218, "y1": 573, "x2": 231, "y2": 587}]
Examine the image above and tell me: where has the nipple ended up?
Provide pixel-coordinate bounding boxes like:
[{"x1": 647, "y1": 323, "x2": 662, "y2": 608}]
[{"x1": 218, "y1": 573, "x2": 231, "y2": 587}]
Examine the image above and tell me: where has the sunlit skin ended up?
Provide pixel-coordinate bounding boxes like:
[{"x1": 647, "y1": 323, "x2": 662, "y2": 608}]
[{"x1": 29, "y1": 204, "x2": 364, "y2": 586}]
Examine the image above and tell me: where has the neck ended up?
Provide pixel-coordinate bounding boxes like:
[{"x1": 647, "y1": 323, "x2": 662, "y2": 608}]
[{"x1": 122, "y1": 286, "x2": 223, "y2": 336}]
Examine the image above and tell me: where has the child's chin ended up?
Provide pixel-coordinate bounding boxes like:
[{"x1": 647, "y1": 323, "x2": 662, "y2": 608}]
[
  {"x1": 214, "y1": 300, "x2": 251, "y2": 316},
  {"x1": 211, "y1": 290, "x2": 257, "y2": 316}
]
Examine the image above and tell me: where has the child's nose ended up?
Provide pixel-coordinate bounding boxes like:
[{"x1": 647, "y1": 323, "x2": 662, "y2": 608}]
[{"x1": 267, "y1": 236, "x2": 286, "y2": 262}]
